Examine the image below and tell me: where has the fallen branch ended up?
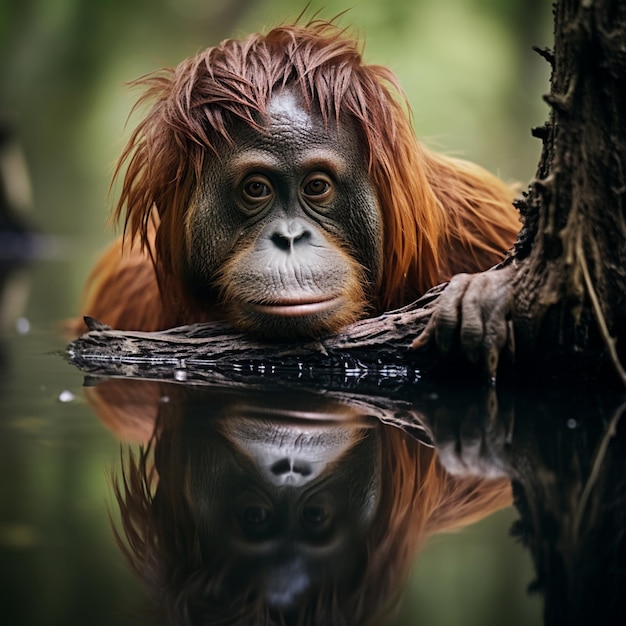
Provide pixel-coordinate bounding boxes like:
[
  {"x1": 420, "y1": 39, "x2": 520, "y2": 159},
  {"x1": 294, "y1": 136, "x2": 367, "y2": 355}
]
[{"x1": 66, "y1": 285, "x2": 444, "y2": 382}]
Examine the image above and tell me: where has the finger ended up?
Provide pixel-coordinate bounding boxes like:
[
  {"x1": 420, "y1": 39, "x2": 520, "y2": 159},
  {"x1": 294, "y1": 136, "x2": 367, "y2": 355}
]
[
  {"x1": 506, "y1": 319, "x2": 515, "y2": 362},
  {"x1": 411, "y1": 274, "x2": 471, "y2": 353},
  {"x1": 483, "y1": 314, "x2": 508, "y2": 380},
  {"x1": 410, "y1": 315, "x2": 436, "y2": 350},
  {"x1": 482, "y1": 286, "x2": 514, "y2": 380},
  {"x1": 434, "y1": 274, "x2": 471, "y2": 354},
  {"x1": 459, "y1": 277, "x2": 487, "y2": 363}
]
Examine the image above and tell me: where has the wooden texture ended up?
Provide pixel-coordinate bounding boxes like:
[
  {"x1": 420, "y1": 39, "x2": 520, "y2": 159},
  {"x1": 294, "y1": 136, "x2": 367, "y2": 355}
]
[{"x1": 67, "y1": 287, "x2": 444, "y2": 383}]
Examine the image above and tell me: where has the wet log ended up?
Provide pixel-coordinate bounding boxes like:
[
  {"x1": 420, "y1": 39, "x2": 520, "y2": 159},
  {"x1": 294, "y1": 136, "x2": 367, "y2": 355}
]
[{"x1": 66, "y1": 287, "x2": 443, "y2": 381}]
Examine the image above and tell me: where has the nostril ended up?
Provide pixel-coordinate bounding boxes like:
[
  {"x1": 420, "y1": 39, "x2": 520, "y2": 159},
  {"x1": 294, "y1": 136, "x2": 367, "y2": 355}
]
[
  {"x1": 291, "y1": 462, "x2": 312, "y2": 476},
  {"x1": 293, "y1": 230, "x2": 311, "y2": 245},
  {"x1": 270, "y1": 459, "x2": 291, "y2": 475},
  {"x1": 271, "y1": 232, "x2": 292, "y2": 251},
  {"x1": 270, "y1": 221, "x2": 312, "y2": 251},
  {"x1": 270, "y1": 458, "x2": 313, "y2": 476}
]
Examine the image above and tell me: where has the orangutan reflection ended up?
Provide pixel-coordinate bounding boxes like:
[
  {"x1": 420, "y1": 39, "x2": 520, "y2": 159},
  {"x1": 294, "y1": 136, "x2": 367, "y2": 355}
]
[{"x1": 88, "y1": 380, "x2": 511, "y2": 625}]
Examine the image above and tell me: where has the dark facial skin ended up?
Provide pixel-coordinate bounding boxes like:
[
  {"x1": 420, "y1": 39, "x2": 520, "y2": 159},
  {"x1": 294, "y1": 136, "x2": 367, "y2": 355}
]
[
  {"x1": 180, "y1": 400, "x2": 381, "y2": 611},
  {"x1": 184, "y1": 91, "x2": 384, "y2": 339}
]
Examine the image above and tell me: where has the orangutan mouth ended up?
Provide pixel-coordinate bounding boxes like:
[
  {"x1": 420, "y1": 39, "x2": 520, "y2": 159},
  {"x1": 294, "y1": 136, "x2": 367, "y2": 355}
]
[{"x1": 248, "y1": 296, "x2": 343, "y2": 317}]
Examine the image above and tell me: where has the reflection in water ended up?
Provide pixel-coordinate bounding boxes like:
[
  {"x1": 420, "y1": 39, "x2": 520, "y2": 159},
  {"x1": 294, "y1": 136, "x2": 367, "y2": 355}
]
[
  {"x1": 0, "y1": 120, "x2": 34, "y2": 339},
  {"x1": 413, "y1": 386, "x2": 626, "y2": 626},
  {"x1": 85, "y1": 379, "x2": 511, "y2": 625}
]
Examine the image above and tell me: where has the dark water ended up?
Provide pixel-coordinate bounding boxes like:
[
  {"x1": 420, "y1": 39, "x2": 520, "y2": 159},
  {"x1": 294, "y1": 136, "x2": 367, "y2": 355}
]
[{"x1": 3, "y1": 255, "x2": 626, "y2": 626}]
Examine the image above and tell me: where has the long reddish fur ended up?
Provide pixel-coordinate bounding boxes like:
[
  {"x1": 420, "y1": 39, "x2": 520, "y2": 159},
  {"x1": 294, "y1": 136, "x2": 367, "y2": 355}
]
[{"x1": 77, "y1": 21, "x2": 520, "y2": 333}]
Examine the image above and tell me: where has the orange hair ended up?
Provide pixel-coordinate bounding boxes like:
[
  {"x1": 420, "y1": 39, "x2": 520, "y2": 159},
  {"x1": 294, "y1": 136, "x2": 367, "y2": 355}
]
[{"x1": 100, "y1": 20, "x2": 518, "y2": 330}]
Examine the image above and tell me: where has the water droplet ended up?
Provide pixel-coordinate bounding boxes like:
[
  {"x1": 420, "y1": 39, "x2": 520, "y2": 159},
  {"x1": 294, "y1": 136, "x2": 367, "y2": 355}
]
[
  {"x1": 16, "y1": 317, "x2": 30, "y2": 334},
  {"x1": 58, "y1": 390, "x2": 75, "y2": 403},
  {"x1": 174, "y1": 370, "x2": 187, "y2": 382}
]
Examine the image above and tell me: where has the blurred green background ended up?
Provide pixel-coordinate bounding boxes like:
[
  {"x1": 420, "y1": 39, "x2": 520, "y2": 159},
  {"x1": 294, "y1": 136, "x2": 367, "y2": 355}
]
[{"x1": 0, "y1": 0, "x2": 550, "y2": 624}]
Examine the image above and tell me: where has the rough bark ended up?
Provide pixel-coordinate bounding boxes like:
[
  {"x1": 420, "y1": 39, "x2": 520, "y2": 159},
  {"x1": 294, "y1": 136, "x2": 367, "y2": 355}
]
[{"x1": 509, "y1": 0, "x2": 626, "y2": 380}]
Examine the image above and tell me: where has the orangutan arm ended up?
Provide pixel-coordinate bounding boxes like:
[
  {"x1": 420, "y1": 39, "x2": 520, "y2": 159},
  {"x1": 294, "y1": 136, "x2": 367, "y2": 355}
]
[{"x1": 74, "y1": 237, "x2": 166, "y2": 333}]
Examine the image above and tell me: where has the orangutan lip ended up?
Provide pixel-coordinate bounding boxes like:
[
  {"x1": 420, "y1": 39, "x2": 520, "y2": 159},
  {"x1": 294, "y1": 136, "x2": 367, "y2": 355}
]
[{"x1": 248, "y1": 296, "x2": 342, "y2": 317}]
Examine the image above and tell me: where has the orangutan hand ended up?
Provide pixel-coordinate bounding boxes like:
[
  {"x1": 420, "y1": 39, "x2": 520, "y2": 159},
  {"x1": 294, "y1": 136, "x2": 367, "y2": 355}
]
[
  {"x1": 429, "y1": 386, "x2": 513, "y2": 479},
  {"x1": 411, "y1": 266, "x2": 516, "y2": 381}
]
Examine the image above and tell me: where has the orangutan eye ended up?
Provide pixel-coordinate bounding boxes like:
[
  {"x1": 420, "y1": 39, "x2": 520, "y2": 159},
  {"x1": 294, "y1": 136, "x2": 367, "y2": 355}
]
[
  {"x1": 302, "y1": 506, "x2": 330, "y2": 528},
  {"x1": 304, "y1": 179, "x2": 329, "y2": 195},
  {"x1": 242, "y1": 505, "x2": 271, "y2": 526},
  {"x1": 245, "y1": 181, "x2": 270, "y2": 198},
  {"x1": 241, "y1": 176, "x2": 273, "y2": 204},
  {"x1": 302, "y1": 173, "x2": 333, "y2": 201}
]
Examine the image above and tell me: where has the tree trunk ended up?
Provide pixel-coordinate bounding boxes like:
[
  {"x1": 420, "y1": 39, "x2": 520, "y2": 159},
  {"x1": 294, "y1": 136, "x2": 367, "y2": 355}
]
[{"x1": 509, "y1": 0, "x2": 626, "y2": 382}]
